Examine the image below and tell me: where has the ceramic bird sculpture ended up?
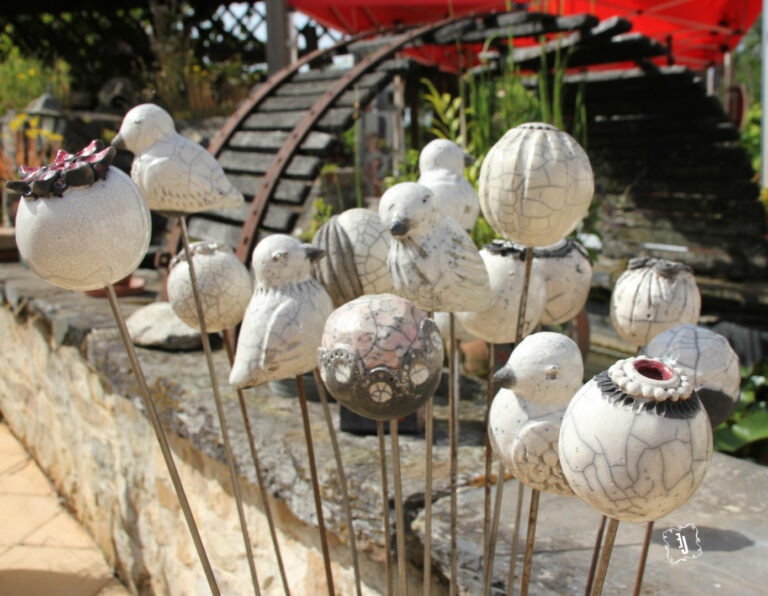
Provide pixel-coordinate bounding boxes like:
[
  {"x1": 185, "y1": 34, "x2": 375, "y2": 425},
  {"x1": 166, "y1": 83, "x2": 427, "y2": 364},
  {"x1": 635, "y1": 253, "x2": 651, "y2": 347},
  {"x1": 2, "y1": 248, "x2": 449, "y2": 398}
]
[
  {"x1": 488, "y1": 332, "x2": 584, "y2": 496},
  {"x1": 418, "y1": 139, "x2": 479, "y2": 233},
  {"x1": 112, "y1": 103, "x2": 244, "y2": 214},
  {"x1": 379, "y1": 181, "x2": 492, "y2": 313},
  {"x1": 229, "y1": 234, "x2": 333, "y2": 388}
]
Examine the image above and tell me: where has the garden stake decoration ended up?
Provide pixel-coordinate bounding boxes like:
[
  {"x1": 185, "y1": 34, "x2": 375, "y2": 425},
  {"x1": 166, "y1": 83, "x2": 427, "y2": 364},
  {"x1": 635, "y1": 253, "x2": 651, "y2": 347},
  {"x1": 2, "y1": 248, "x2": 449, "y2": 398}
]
[
  {"x1": 376, "y1": 421, "x2": 395, "y2": 596},
  {"x1": 559, "y1": 357, "x2": 713, "y2": 595},
  {"x1": 318, "y1": 293, "x2": 445, "y2": 596},
  {"x1": 418, "y1": 138, "x2": 479, "y2": 234},
  {"x1": 602, "y1": 257, "x2": 702, "y2": 596},
  {"x1": 112, "y1": 103, "x2": 267, "y2": 594},
  {"x1": 532, "y1": 239, "x2": 592, "y2": 326},
  {"x1": 9, "y1": 141, "x2": 221, "y2": 595},
  {"x1": 230, "y1": 234, "x2": 336, "y2": 595},
  {"x1": 379, "y1": 181, "x2": 492, "y2": 594},
  {"x1": 477, "y1": 122, "x2": 594, "y2": 594},
  {"x1": 489, "y1": 332, "x2": 584, "y2": 596}
]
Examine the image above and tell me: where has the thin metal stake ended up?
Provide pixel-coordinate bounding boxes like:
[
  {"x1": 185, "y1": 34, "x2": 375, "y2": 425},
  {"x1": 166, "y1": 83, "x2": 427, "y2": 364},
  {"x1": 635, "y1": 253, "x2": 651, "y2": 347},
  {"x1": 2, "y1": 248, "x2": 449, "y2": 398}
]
[
  {"x1": 315, "y1": 369, "x2": 363, "y2": 596},
  {"x1": 424, "y1": 311, "x2": 435, "y2": 596},
  {"x1": 505, "y1": 482, "x2": 525, "y2": 595},
  {"x1": 390, "y1": 419, "x2": 408, "y2": 596},
  {"x1": 448, "y1": 313, "x2": 459, "y2": 596},
  {"x1": 584, "y1": 515, "x2": 607, "y2": 596},
  {"x1": 377, "y1": 421, "x2": 394, "y2": 596},
  {"x1": 482, "y1": 343, "x2": 495, "y2": 567},
  {"x1": 105, "y1": 284, "x2": 220, "y2": 595},
  {"x1": 482, "y1": 462, "x2": 505, "y2": 595},
  {"x1": 519, "y1": 489, "x2": 540, "y2": 596},
  {"x1": 179, "y1": 219, "x2": 261, "y2": 595},
  {"x1": 633, "y1": 521, "x2": 654, "y2": 596},
  {"x1": 296, "y1": 374, "x2": 336, "y2": 595},
  {"x1": 223, "y1": 330, "x2": 291, "y2": 596},
  {"x1": 591, "y1": 518, "x2": 620, "y2": 596},
  {"x1": 486, "y1": 246, "x2": 535, "y2": 595}
]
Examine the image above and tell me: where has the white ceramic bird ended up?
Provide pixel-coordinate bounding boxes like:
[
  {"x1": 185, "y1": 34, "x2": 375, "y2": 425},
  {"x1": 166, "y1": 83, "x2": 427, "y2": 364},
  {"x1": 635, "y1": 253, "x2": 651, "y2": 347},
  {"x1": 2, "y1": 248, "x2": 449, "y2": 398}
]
[
  {"x1": 229, "y1": 235, "x2": 333, "y2": 388},
  {"x1": 418, "y1": 139, "x2": 479, "y2": 233},
  {"x1": 488, "y1": 332, "x2": 584, "y2": 496},
  {"x1": 112, "y1": 103, "x2": 244, "y2": 214},
  {"x1": 379, "y1": 181, "x2": 492, "y2": 313}
]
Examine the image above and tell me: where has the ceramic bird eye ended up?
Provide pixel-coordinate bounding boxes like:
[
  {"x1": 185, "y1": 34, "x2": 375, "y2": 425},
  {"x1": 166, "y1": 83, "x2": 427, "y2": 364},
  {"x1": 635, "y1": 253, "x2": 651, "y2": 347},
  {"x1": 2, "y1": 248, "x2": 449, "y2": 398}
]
[
  {"x1": 478, "y1": 122, "x2": 594, "y2": 247},
  {"x1": 559, "y1": 356, "x2": 712, "y2": 522},
  {"x1": 167, "y1": 242, "x2": 253, "y2": 333},
  {"x1": 318, "y1": 293, "x2": 444, "y2": 421},
  {"x1": 11, "y1": 140, "x2": 151, "y2": 292},
  {"x1": 610, "y1": 257, "x2": 701, "y2": 347}
]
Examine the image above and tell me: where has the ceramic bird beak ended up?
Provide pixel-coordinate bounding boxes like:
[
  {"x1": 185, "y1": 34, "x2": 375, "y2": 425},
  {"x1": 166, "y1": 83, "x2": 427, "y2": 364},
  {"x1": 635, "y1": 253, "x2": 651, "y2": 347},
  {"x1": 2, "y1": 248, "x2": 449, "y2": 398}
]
[
  {"x1": 492, "y1": 366, "x2": 516, "y2": 392},
  {"x1": 389, "y1": 217, "x2": 410, "y2": 237},
  {"x1": 463, "y1": 152, "x2": 475, "y2": 167},
  {"x1": 111, "y1": 133, "x2": 126, "y2": 150},
  {"x1": 304, "y1": 245, "x2": 326, "y2": 263}
]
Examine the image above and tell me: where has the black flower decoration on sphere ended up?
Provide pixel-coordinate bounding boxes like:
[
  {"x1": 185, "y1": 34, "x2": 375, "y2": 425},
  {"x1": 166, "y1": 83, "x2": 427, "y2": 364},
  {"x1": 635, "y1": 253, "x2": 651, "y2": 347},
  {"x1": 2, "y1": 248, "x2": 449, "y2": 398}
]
[{"x1": 5, "y1": 140, "x2": 116, "y2": 199}]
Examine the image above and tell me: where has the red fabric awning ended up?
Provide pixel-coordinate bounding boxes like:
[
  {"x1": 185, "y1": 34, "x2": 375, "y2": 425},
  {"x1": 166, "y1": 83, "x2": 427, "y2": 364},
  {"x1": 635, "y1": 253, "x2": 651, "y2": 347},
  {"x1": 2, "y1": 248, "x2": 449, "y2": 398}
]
[{"x1": 290, "y1": 0, "x2": 761, "y2": 70}]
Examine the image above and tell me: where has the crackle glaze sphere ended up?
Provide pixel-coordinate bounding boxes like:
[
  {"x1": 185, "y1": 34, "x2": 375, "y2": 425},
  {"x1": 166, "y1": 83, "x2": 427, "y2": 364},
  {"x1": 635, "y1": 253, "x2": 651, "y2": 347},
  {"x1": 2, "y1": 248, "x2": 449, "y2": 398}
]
[
  {"x1": 13, "y1": 142, "x2": 151, "y2": 291},
  {"x1": 643, "y1": 324, "x2": 740, "y2": 428},
  {"x1": 167, "y1": 242, "x2": 253, "y2": 332},
  {"x1": 478, "y1": 123, "x2": 594, "y2": 247},
  {"x1": 312, "y1": 208, "x2": 393, "y2": 308},
  {"x1": 489, "y1": 332, "x2": 584, "y2": 496},
  {"x1": 533, "y1": 239, "x2": 592, "y2": 325},
  {"x1": 559, "y1": 357, "x2": 712, "y2": 523},
  {"x1": 456, "y1": 241, "x2": 545, "y2": 344},
  {"x1": 318, "y1": 293, "x2": 444, "y2": 421},
  {"x1": 610, "y1": 258, "x2": 701, "y2": 347}
]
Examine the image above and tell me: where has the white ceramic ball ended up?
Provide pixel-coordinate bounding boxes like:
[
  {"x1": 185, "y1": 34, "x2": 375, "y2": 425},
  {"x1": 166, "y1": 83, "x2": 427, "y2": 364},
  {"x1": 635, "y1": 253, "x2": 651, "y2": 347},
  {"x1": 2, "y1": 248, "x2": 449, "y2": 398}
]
[
  {"x1": 533, "y1": 239, "x2": 592, "y2": 325},
  {"x1": 15, "y1": 167, "x2": 151, "y2": 291},
  {"x1": 457, "y1": 244, "x2": 545, "y2": 344},
  {"x1": 559, "y1": 357, "x2": 712, "y2": 522},
  {"x1": 478, "y1": 123, "x2": 594, "y2": 246},
  {"x1": 610, "y1": 258, "x2": 701, "y2": 347},
  {"x1": 167, "y1": 242, "x2": 253, "y2": 332}
]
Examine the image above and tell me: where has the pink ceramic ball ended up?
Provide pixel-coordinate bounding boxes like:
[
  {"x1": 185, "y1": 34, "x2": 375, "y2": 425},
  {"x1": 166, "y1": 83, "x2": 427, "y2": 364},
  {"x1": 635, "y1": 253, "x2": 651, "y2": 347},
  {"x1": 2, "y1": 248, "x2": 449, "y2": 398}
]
[{"x1": 318, "y1": 293, "x2": 444, "y2": 420}]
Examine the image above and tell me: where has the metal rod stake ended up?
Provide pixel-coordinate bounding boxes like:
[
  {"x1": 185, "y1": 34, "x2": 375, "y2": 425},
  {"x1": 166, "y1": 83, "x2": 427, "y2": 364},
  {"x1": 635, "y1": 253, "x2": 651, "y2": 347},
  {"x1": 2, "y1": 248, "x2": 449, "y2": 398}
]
[
  {"x1": 179, "y1": 219, "x2": 260, "y2": 595},
  {"x1": 105, "y1": 284, "x2": 220, "y2": 595},
  {"x1": 223, "y1": 330, "x2": 291, "y2": 596},
  {"x1": 296, "y1": 374, "x2": 336, "y2": 595},
  {"x1": 519, "y1": 489, "x2": 540, "y2": 596},
  {"x1": 584, "y1": 515, "x2": 607, "y2": 596},
  {"x1": 633, "y1": 521, "x2": 654, "y2": 596},
  {"x1": 424, "y1": 312, "x2": 435, "y2": 596},
  {"x1": 506, "y1": 482, "x2": 525, "y2": 595},
  {"x1": 315, "y1": 369, "x2": 362, "y2": 596},
  {"x1": 448, "y1": 313, "x2": 459, "y2": 596},
  {"x1": 483, "y1": 462, "x2": 505, "y2": 595},
  {"x1": 590, "y1": 518, "x2": 619, "y2": 596},
  {"x1": 483, "y1": 343, "x2": 495, "y2": 570},
  {"x1": 390, "y1": 420, "x2": 409, "y2": 596},
  {"x1": 377, "y1": 421, "x2": 394, "y2": 596}
]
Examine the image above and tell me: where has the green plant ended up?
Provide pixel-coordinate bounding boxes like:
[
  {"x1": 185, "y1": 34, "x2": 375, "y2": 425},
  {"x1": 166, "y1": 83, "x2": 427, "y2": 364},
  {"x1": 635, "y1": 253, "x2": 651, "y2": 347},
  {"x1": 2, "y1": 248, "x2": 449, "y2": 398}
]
[
  {"x1": 0, "y1": 46, "x2": 70, "y2": 115},
  {"x1": 384, "y1": 148, "x2": 420, "y2": 188},
  {"x1": 714, "y1": 361, "x2": 768, "y2": 465}
]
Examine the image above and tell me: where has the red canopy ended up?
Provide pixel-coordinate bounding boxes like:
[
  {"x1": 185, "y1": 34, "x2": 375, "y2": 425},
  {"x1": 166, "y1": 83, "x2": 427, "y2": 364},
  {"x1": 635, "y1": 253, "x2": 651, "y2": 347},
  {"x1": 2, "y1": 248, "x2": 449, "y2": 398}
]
[{"x1": 290, "y1": 0, "x2": 761, "y2": 70}]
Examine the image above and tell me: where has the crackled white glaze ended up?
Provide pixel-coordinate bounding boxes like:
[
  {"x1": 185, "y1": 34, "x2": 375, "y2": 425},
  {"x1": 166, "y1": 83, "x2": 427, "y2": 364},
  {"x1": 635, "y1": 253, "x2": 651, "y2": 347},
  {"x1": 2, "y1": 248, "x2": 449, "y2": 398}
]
[
  {"x1": 379, "y1": 182, "x2": 492, "y2": 313},
  {"x1": 167, "y1": 242, "x2": 253, "y2": 332},
  {"x1": 311, "y1": 208, "x2": 393, "y2": 307},
  {"x1": 318, "y1": 293, "x2": 444, "y2": 420},
  {"x1": 559, "y1": 357, "x2": 712, "y2": 522},
  {"x1": 478, "y1": 123, "x2": 594, "y2": 247},
  {"x1": 533, "y1": 239, "x2": 592, "y2": 325},
  {"x1": 418, "y1": 139, "x2": 479, "y2": 233},
  {"x1": 113, "y1": 104, "x2": 243, "y2": 213},
  {"x1": 15, "y1": 167, "x2": 151, "y2": 291},
  {"x1": 229, "y1": 235, "x2": 333, "y2": 388},
  {"x1": 610, "y1": 258, "x2": 701, "y2": 347},
  {"x1": 643, "y1": 324, "x2": 740, "y2": 427},
  {"x1": 488, "y1": 332, "x2": 584, "y2": 496},
  {"x1": 456, "y1": 242, "x2": 545, "y2": 344}
]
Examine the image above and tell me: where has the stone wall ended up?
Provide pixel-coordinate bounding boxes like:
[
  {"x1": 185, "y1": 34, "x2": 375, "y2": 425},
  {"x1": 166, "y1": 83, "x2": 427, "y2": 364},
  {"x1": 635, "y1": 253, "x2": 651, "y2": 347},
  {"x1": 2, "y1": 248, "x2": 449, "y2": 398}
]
[{"x1": 0, "y1": 304, "x2": 393, "y2": 595}]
